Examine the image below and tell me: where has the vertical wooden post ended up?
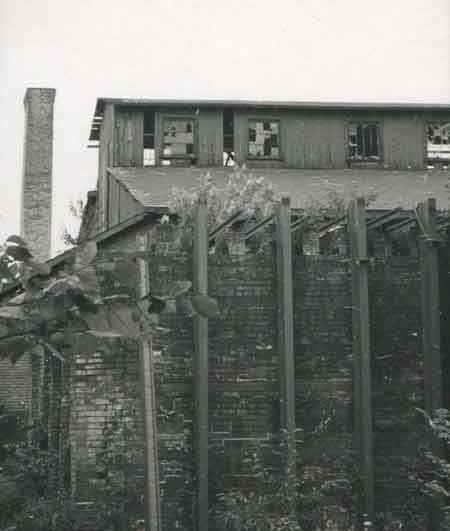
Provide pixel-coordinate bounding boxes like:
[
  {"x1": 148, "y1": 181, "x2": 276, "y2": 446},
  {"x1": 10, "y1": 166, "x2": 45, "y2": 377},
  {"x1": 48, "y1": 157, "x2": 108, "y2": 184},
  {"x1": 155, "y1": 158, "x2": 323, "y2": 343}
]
[
  {"x1": 348, "y1": 198, "x2": 375, "y2": 526},
  {"x1": 137, "y1": 233, "x2": 161, "y2": 531},
  {"x1": 418, "y1": 199, "x2": 443, "y2": 417},
  {"x1": 275, "y1": 197, "x2": 297, "y2": 509},
  {"x1": 193, "y1": 193, "x2": 209, "y2": 531},
  {"x1": 417, "y1": 199, "x2": 444, "y2": 531}
]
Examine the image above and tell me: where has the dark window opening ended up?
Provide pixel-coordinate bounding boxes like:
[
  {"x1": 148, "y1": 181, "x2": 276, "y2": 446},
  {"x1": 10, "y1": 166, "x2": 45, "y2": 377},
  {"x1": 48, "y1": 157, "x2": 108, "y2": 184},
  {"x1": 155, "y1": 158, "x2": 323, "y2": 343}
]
[
  {"x1": 348, "y1": 123, "x2": 380, "y2": 160},
  {"x1": 248, "y1": 120, "x2": 280, "y2": 159},
  {"x1": 427, "y1": 122, "x2": 450, "y2": 164},
  {"x1": 223, "y1": 109, "x2": 235, "y2": 166},
  {"x1": 143, "y1": 110, "x2": 155, "y2": 166}
]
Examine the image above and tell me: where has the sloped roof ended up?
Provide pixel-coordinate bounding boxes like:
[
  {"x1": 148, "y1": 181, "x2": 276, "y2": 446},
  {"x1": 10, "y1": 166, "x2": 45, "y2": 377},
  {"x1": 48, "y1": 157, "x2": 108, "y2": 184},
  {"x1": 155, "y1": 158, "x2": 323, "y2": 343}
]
[{"x1": 109, "y1": 167, "x2": 450, "y2": 211}]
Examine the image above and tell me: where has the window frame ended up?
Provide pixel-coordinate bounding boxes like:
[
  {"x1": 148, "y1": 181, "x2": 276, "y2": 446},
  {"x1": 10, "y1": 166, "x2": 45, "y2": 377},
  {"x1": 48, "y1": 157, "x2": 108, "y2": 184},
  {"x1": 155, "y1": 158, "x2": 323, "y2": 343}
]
[
  {"x1": 160, "y1": 115, "x2": 198, "y2": 163},
  {"x1": 426, "y1": 121, "x2": 450, "y2": 164},
  {"x1": 246, "y1": 118, "x2": 282, "y2": 161},
  {"x1": 346, "y1": 121, "x2": 382, "y2": 162}
]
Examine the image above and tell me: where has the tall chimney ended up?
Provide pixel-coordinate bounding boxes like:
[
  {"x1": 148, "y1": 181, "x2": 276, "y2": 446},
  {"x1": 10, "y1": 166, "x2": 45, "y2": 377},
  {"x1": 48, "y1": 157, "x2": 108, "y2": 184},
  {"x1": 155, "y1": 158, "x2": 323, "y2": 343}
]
[{"x1": 21, "y1": 87, "x2": 56, "y2": 261}]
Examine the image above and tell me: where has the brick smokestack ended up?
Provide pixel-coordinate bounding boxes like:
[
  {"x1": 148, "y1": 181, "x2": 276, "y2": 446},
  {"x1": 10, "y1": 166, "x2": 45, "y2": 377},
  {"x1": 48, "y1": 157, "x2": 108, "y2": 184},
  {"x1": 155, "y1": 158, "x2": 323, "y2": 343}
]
[{"x1": 21, "y1": 87, "x2": 56, "y2": 261}]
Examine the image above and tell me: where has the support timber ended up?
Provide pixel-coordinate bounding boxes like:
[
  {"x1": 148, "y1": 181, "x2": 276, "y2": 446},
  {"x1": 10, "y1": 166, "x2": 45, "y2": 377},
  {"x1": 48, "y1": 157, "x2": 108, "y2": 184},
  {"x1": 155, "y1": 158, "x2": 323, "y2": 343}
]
[
  {"x1": 417, "y1": 199, "x2": 443, "y2": 418},
  {"x1": 348, "y1": 197, "x2": 375, "y2": 526},
  {"x1": 275, "y1": 197, "x2": 297, "y2": 511},
  {"x1": 193, "y1": 193, "x2": 209, "y2": 531},
  {"x1": 137, "y1": 233, "x2": 162, "y2": 531}
]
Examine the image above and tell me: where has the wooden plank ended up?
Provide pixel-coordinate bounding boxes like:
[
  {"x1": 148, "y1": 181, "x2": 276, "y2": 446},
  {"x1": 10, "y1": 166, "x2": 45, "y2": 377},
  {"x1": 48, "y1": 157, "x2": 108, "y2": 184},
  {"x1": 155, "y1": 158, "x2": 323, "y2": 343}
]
[
  {"x1": 209, "y1": 209, "x2": 244, "y2": 241},
  {"x1": 133, "y1": 110, "x2": 145, "y2": 167},
  {"x1": 98, "y1": 103, "x2": 114, "y2": 230},
  {"x1": 197, "y1": 110, "x2": 223, "y2": 166},
  {"x1": 275, "y1": 196, "x2": 297, "y2": 512},
  {"x1": 417, "y1": 198, "x2": 444, "y2": 531},
  {"x1": 137, "y1": 233, "x2": 162, "y2": 531},
  {"x1": 193, "y1": 193, "x2": 209, "y2": 531},
  {"x1": 418, "y1": 200, "x2": 443, "y2": 416},
  {"x1": 348, "y1": 197, "x2": 375, "y2": 526},
  {"x1": 244, "y1": 214, "x2": 274, "y2": 240}
]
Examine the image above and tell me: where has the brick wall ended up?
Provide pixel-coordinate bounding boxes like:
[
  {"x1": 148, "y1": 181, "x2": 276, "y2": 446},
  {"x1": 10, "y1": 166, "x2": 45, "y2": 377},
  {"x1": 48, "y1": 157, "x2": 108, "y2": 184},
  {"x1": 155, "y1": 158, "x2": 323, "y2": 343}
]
[
  {"x1": 65, "y1": 226, "x2": 432, "y2": 530},
  {"x1": 0, "y1": 355, "x2": 32, "y2": 412}
]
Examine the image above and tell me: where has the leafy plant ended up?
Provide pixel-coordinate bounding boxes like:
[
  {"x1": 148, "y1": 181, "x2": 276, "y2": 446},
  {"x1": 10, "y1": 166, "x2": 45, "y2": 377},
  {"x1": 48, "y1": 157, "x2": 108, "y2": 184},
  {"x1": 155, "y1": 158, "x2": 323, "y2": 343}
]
[
  {"x1": 0, "y1": 234, "x2": 219, "y2": 367},
  {"x1": 169, "y1": 168, "x2": 278, "y2": 254},
  {"x1": 416, "y1": 408, "x2": 450, "y2": 519},
  {"x1": 91, "y1": 385, "x2": 145, "y2": 531}
]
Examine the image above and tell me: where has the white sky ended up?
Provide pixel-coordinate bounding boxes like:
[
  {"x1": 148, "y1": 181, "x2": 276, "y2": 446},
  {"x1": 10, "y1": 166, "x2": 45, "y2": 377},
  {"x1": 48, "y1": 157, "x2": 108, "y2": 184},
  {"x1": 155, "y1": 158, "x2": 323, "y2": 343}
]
[{"x1": 0, "y1": 0, "x2": 449, "y2": 255}]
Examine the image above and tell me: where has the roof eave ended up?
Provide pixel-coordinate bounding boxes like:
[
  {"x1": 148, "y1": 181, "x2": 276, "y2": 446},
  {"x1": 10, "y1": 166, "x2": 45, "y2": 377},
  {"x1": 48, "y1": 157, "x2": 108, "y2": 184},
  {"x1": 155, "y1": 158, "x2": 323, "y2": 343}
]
[{"x1": 88, "y1": 97, "x2": 450, "y2": 143}]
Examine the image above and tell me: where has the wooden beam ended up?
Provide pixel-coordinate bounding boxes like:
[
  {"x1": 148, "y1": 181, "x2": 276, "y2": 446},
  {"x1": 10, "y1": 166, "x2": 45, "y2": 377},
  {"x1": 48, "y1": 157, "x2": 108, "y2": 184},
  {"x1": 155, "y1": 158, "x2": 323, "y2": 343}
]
[
  {"x1": 290, "y1": 215, "x2": 308, "y2": 234},
  {"x1": 417, "y1": 200, "x2": 443, "y2": 417},
  {"x1": 275, "y1": 196, "x2": 297, "y2": 512},
  {"x1": 193, "y1": 193, "x2": 209, "y2": 531},
  {"x1": 366, "y1": 208, "x2": 403, "y2": 231},
  {"x1": 244, "y1": 214, "x2": 274, "y2": 240},
  {"x1": 209, "y1": 209, "x2": 244, "y2": 241},
  {"x1": 348, "y1": 197, "x2": 375, "y2": 527},
  {"x1": 137, "y1": 233, "x2": 162, "y2": 531}
]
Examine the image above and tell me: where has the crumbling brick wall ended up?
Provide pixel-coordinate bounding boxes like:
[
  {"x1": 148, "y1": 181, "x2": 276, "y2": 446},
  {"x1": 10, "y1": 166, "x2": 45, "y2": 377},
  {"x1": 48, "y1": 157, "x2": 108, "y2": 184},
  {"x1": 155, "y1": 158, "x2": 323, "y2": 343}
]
[{"x1": 66, "y1": 226, "x2": 430, "y2": 530}]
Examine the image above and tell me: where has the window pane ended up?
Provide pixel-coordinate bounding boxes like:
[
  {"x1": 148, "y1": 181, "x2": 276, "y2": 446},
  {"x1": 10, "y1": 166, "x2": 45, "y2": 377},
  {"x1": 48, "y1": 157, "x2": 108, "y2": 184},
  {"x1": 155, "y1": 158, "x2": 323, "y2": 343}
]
[
  {"x1": 348, "y1": 123, "x2": 379, "y2": 159},
  {"x1": 427, "y1": 122, "x2": 450, "y2": 161},
  {"x1": 162, "y1": 118, "x2": 195, "y2": 158},
  {"x1": 248, "y1": 120, "x2": 280, "y2": 158}
]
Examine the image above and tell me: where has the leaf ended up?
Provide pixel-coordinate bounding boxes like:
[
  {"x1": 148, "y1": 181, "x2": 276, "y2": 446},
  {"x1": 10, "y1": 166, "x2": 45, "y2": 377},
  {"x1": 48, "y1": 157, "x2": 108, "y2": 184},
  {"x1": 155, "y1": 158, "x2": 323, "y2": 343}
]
[
  {"x1": 82, "y1": 303, "x2": 141, "y2": 339},
  {"x1": 0, "y1": 258, "x2": 14, "y2": 281},
  {"x1": 43, "y1": 278, "x2": 73, "y2": 296},
  {"x1": 176, "y1": 296, "x2": 197, "y2": 317},
  {"x1": 191, "y1": 294, "x2": 220, "y2": 318},
  {"x1": 87, "y1": 330, "x2": 123, "y2": 338},
  {"x1": 27, "y1": 259, "x2": 51, "y2": 276},
  {"x1": 66, "y1": 288, "x2": 98, "y2": 313},
  {"x1": 74, "y1": 240, "x2": 97, "y2": 269},
  {"x1": 0, "y1": 334, "x2": 36, "y2": 364},
  {"x1": 158, "y1": 280, "x2": 192, "y2": 299},
  {"x1": 41, "y1": 340, "x2": 66, "y2": 362},
  {"x1": 5, "y1": 245, "x2": 32, "y2": 262},
  {"x1": 140, "y1": 294, "x2": 166, "y2": 314},
  {"x1": 49, "y1": 331, "x2": 68, "y2": 348},
  {"x1": 6, "y1": 235, "x2": 28, "y2": 247},
  {"x1": 0, "y1": 305, "x2": 27, "y2": 320}
]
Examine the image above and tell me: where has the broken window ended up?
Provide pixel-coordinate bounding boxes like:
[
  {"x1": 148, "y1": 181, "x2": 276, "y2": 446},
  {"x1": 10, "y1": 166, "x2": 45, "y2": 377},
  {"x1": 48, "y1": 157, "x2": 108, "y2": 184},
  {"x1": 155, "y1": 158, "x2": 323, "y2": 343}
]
[
  {"x1": 248, "y1": 120, "x2": 280, "y2": 159},
  {"x1": 143, "y1": 110, "x2": 155, "y2": 166},
  {"x1": 427, "y1": 122, "x2": 450, "y2": 163},
  {"x1": 162, "y1": 118, "x2": 196, "y2": 162},
  {"x1": 348, "y1": 123, "x2": 380, "y2": 160},
  {"x1": 223, "y1": 109, "x2": 235, "y2": 166}
]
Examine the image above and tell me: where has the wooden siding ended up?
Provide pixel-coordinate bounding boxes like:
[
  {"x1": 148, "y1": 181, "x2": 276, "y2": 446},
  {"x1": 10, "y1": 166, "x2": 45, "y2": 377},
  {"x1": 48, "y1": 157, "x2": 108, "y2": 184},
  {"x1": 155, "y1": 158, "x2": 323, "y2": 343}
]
[
  {"x1": 106, "y1": 105, "x2": 450, "y2": 172},
  {"x1": 233, "y1": 109, "x2": 446, "y2": 170},
  {"x1": 234, "y1": 110, "x2": 347, "y2": 168},
  {"x1": 114, "y1": 108, "x2": 144, "y2": 167},
  {"x1": 383, "y1": 113, "x2": 425, "y2": 170},
  {"x1": 106, "y1": 172, "x2": 144, "y2": 228},
  {"x1": 98, "y1": 103, "x2": 115, "y2": 230},
  {"x1": 197, "y1": 110, "x2": 223, "y2": 166},
  {"x1": 154, "y1": 109, "x2": 223, "y2": 166}
]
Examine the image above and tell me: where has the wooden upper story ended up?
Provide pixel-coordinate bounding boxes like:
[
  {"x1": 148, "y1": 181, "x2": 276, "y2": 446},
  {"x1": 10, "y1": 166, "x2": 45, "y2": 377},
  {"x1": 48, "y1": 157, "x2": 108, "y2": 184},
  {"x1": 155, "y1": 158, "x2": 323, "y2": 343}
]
[{"x1": 89, "y1": 99, "x2": 450, "y2": 173}]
